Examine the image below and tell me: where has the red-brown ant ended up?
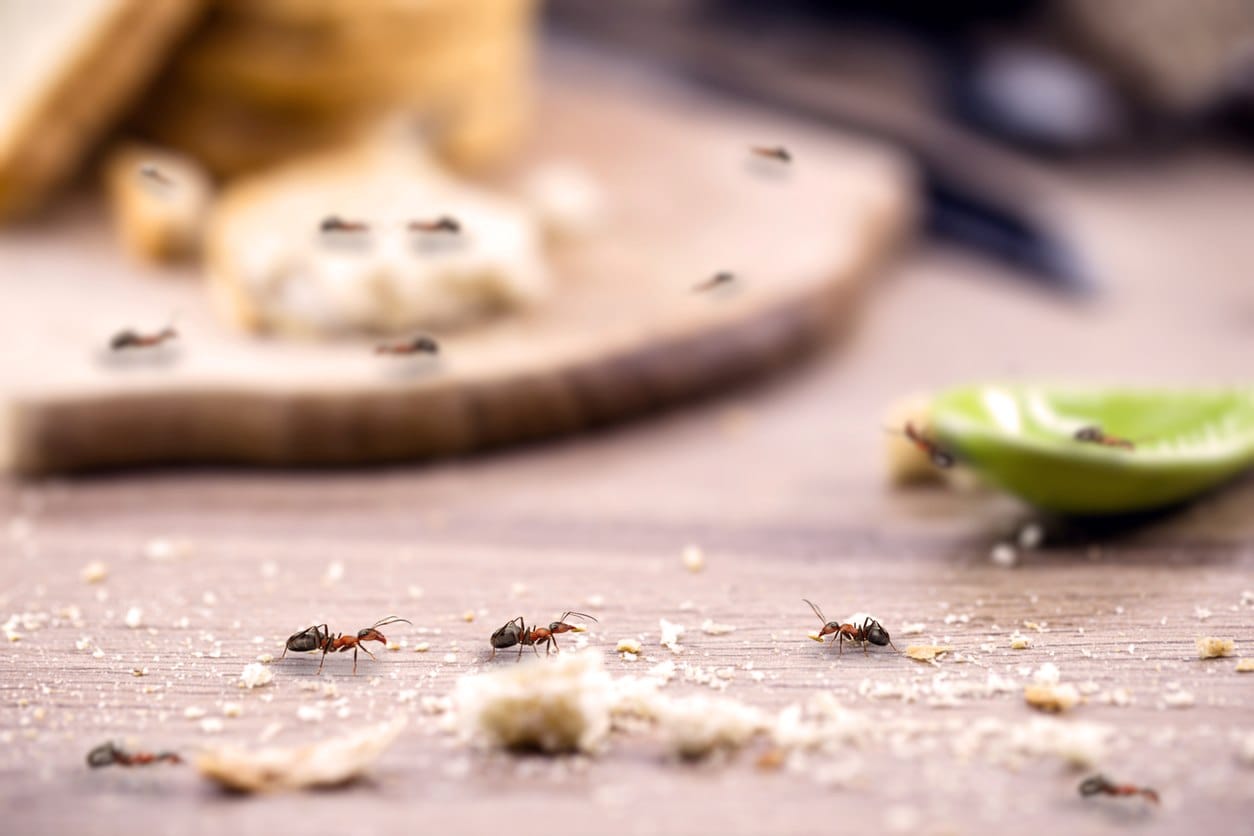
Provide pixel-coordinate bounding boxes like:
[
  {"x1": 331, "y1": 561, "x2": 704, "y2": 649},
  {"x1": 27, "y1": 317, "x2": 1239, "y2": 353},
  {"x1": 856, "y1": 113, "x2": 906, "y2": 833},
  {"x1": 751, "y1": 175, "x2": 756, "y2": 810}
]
[
  {"x1": 887, "y1": 422, "x2": 955, "y2": 468},
  {"x1": 750, "y1": 145, "x2": 792, "y2": 163},
  {"x1": 1074, "y1": 425, "x2": 1135, "y2": 450},
  {"x1": 281, "y1": 616, "x2": 411, "y2": 674},
  {"x1": 803, "y1": 599, "x2": 897, "y2": 655},
  {"x1": 693, "y1": 271, "x2": 736, "y2": 293},
  {"x1": 87, "y1": 741, "x2": 181, "y2": 768},
  {"x1": 375, "y1": 335, "x2": 439, "y2": 356},
  {"x1": 489, "y1": 611, "x2": 597, "y2": 660},
  {"x1": 1079, "y1": 774, "x2": 1159, "y2": 805},
  {"x1": 407, "y1": 216, "x2": 461, "y2": 234},
  {"x1": 137, "y1": 163, "x2": 174, "y2": 188},
  {"x1": 320, "y1": 215, "x2": 369, "y2": 233},
  {"x1": 110, "y1": 324, "x2": 178, "y2": 351}
]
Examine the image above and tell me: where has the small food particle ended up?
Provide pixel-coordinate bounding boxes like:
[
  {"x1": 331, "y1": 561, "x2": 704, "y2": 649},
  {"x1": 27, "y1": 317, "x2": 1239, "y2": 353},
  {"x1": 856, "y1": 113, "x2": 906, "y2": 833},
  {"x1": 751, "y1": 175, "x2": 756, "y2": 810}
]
[
  {"x1": 462, "y1": 610, "x2": 476, "y2": 623},
  {"x1": 1196, "y1": 636, "x2": 1235, "y2": 659},
  {"x1": 1009, "y1": 632, "x2": 1031, "y2": 650},
  {"x1": 681, "y1": 545, "x2": 705, "y2": 573},
  {"x1": 239, "y1": 663, "x2": 274, "y2": 689},
  {"x1": 184, "y1": 706, "x2": 206, "y2": 720},
  {"x1": 412, "y1": 642, "x2": 430, "y2": 653},
  {"x1": 1236, "y1": 658, "x2": 1254, "y2": 673},
  {"x1": 1017, "y1": 523, "x2": 1044, "y2": 550},
  {"x1": 195, "y1": 720, "x2": 405, "y2": 793},
  {"x1": 904, "y1": 645, "x2": 952, "y2": 663},
  {"x1": 81, "y1": 561, "x2": 108, "y2": 584},
  {"x1": 200, "y1": 718, "x2": 224, "y2": 734},
  {"x1": 297, "y1": 705, "x2": 325, "y2": 723},
  {"x1": 806, "y1": 630, "x2": 824, "y2": 642},
  {"x1": 454, "y1": 651, "x2": 612, "y2": 754},
  {"x1": 321, "y1": 561, "x2": 344, "y2": 586},
  {"x1": 659, "y1": 619, "x2": 685, "y2": 653},
  {"x1": 990, "y1": 543, "x2": 1018, "y2": 568},
  {"x1": 1162, "y1": 689, "x2": 1195, "y2": 709},
  {"x1": 144, "y1": 538, "x2": 190, "y2": 561},
  {"x1": 131, "y1": 667, "x2": 148, "y2": 677},
  {"x1": 223, "y1": 703, "x2": 243, "y2": 718},
  {"x1": 616, "y1": 638, "x2": 642, "y2": 655},
  {"x1": 756, "y1": 747, "x2": 787, "y2": 771},
  {"x1": 123, "y1": 607, "x2": 144, "y2": 629},
  {"x1": 1024, "y1": 683, "x2": 1080, "y2": 713},
  {"x1": 658, "y1": 695, "x2": 766, "y2": 759},
  {"x1": 700, "y1": 620, "x2": 736, "y2": 636}
]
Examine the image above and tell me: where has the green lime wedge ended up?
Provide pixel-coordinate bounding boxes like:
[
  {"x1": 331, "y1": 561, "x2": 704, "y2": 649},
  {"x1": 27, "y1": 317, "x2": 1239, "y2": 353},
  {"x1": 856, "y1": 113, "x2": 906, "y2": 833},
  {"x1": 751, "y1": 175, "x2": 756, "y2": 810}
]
[{"x1": 930, "y1": 385, "x2": 1254, "y2": 514}]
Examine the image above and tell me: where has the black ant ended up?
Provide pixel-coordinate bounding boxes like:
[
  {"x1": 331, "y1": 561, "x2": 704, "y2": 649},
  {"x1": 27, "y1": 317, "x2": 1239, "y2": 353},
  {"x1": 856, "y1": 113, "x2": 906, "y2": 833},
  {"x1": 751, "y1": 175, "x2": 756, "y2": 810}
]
[
  {"x1": 1074, "y1": 425, "x2": 1135, "y2": 450},
  {"x1": 693, "y1": 271, "x2": 736, "y2": 293},
  {"x1": 803, "y1": 599, "x2": 897, "y2": 655},
  {"x1": 375, "y1": 335, "x2": 439, "y2": 356},
  {"x1": 87, "y1": 741, "x2": 181, "y2": 768},
  {"x1": 281, "y1": 616, "x2": 411, "y2": 674},
  {"x1": 750, "y1": 145, "x2": 792, "y2": 163},
  {"x1": 489, "y1": 611, "x2": 597, "y2": 660},
  {"x1": 1079, "y1": 774, "x2": 1159, "y2": 805},
  {"x1": 887, "y1": 421, "x2": 955, "y2": 468},
  {"x1": 320, "y1": 215, "x2": 369, "y2": 233},
  {"x1": 137, "y1": 163, "x2": 174, "y2": 188},
  {"x1": 407, "y1": 216, "x2": 461, "y2": 234},
  {"x1": 110, "y1": 324, "x2": 178, "y2": 351}
]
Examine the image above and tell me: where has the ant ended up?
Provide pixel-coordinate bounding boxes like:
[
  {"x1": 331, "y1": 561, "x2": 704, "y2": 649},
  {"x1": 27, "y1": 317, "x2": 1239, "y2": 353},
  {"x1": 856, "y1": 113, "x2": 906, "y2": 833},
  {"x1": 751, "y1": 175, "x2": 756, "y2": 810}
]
[
  {"x1": 803, "y1": 599, "x2": 897, "y2": 655},
  {"x1": 375, "y1": 335, "x2": 439, "y2": 356},
  {"x1": 887, "y1": 422, "x2": 955, "y2": 468},
  {"x1": 1074, "y1": 425, "x2": 1135, "y2": 450},
  {"x1": 407, "y1": 216, "x2": 461, "y2": 234},
  {"x1": 110, "y1": 323, "x2": 178, "y2": 351},
  {"x1": 87, "y1": 741, "x2": 181, "y2": 768},
  {"x1": 750, "y1": 145, "x2": 792, "y2": 163},
  {"x1": 489, "y1": 611, "x2": 597, "y2": 660},
  {"x1": 693, "y1": 271, "x2": 736, "y2": 293},
  {"x1": 1079, "y1": 774, "x2": 1159, "y2": 805},
  {"x1": 281, "y1": 616, "x2": 411, "y2": 674},
  {"x1": 320, "y1": 215, "x2": 369, "y2": 233},
  {"x1": 137, "y1": 163, "x2": 173, "y2": 188}
]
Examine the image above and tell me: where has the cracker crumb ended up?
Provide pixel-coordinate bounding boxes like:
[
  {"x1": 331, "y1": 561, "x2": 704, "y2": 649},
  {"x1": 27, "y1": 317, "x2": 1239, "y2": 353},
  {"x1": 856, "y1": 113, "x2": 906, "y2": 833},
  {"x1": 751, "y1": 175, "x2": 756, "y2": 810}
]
[
  {"x1": 681, "y1": 545, "x2": 705, "y2": 573},
  {"x1": 239, "y1": 663, "x2": 274, "y2": 689},
  {"x1": 1009, "y1": 632, "x2": 1031, "y2": 650},
  {"x1": 123, "y1": 607, "x2": 144, "y2": 629},
  {"x1": 990, "y1": 543, "x2": 1018, "y2": 568},
  {"x1": 454, "y1": 651, "x2": 612, "y2": 753},
  {"x1": 1024, "y1": 683, "x2": 1080, "y2": 713},
  {"x1": 196, "y1": 720, "x2": 405, "y2": 793},
  {"x1": 616, "y1": 638, "x2": 642, "y2": 655},
  {"x1": 80, "y1": 561, "x2": 108, "y2": 584},
  {"x1": 585, "y1": 594, "x2": 606, "y2": 608},
  {"x1": 904, "y1": 645, "x2": 952, "y2": 663},
  {"x1": 1196, "y1": 636, "x2": 1235, "y2": 659},
  {"x1": 1236, "y1": 658, "x2": 1254, "y2": 673}
]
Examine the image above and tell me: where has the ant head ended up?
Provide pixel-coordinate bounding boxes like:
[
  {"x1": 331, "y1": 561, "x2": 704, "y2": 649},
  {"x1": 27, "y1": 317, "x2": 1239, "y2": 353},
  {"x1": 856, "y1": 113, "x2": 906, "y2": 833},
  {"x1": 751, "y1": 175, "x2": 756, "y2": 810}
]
[
  {"x1": 356, "y1": 627, "x2": 385, "y2": 641},
  {"x1": 865, "y1": 620, "x2": 891, "y2": 646},
  {"x1": 819, "y1": 622, "x2": 840, "y2": 636},
  {"x1": 86, "y1": 742, "x2": 119, "y2": 768},
  {"x1": 1075, "y1": 426, "x2": 1103, "y2": 442},
  {"x1": 1079, "y1": 775, "x2": 1111, "y2": 797},
  {"x1": 415, "y1": 336, "x2": 439, "y2": 353}
]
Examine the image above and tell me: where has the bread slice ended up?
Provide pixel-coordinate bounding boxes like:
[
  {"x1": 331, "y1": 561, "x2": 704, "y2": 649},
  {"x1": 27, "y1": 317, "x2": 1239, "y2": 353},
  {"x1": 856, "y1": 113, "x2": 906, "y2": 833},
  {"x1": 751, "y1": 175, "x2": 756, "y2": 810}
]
[{"x1": 0, "y1": 0, "x2": 202, "y2": 222}]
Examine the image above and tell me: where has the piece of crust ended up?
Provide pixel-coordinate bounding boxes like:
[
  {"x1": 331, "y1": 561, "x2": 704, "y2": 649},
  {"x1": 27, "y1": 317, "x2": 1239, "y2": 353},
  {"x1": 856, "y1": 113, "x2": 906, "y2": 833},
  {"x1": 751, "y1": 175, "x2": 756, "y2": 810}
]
[{"x1": 0, "y1": 0, "x2": 203, "y2": 222}]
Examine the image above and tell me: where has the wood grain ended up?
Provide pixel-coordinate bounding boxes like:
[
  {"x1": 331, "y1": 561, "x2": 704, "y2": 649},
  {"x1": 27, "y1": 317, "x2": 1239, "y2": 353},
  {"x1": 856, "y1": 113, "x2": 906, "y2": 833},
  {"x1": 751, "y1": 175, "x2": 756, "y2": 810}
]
[{"x1": 2, "y1": 61, "x2": 1254, "y2": 836}]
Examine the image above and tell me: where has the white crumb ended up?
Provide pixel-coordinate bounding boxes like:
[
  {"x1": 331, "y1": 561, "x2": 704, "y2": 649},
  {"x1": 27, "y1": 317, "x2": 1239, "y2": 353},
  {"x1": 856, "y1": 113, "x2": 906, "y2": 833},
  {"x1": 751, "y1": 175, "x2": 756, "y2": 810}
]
[
  {"x1": 1024, "y1": 683, "x2": 1080, "y2": 713},
  {"x1": 184, "y1": 706, "x2": 207, "y2": 720},
  {"x1": 200, "y1": 718, "x2": 225, "y2": 734},
  {"x1": 1162, "y1": 689, "x2": 1195, "y2": 709},
  {"x1": 454, "y1": 651, "x2": 612, "y2": 753},
  {"x1": 223, "y1": 703, "x2": 243, "y2": 718},
  {"x1": 899, "y1": 622, "x2": 926, "y2": 636},
  {"x1": 297, "y1": 705, "x2": 325, "y2": 723},
  {"x1": 1194, "y1": 606, "x2": 1213, "y2": 621},
  {"x1": 123, "y1": 607, "x2": 144, "y2": 629},
  {"x1": 80, "y1": 561, "x2": 108, "y2": 584},
  {"x1": 681, "y1": 545, "x2": 705, "y2": 573},
  {"x1": 990, "y1": 543, "x2": 1018, "y2": 568},
  {"x1": 700, "y1": 619, "x2": 736, "y2": 636},
  {"x1": 658, "y1": 695, "x2": 765, "y2": 759},
  {"x1": 239, "y1": 663, "x2": 274, "y2": 689},
  {"x1": 616, "y1": 638, "x2": 642, "y2": 655},
  {"x1": 144, "y1": 538, "x2": 190, "y2": 561},
  {"x1": 1033, "y1": 663, "x2": 1061, "y2": 684},
  {"x1": 659, "y1": 619, "x2": 685, "y2": 653},
  {"x1": 412, "y1": 642, "x2": 430, "y2": 653},
  {"x1": 585, "y1": 594, "x2": 605, "y2": 608},
  {"x1": 407, "y1": 585, "x2": 424, "y2": 599},
  {"x1": 321, "y1": 561, "x2": 344, "y2": 586},
  {"x1": 1017, "y1": 523, "x2": 1044, "y2": 550}
]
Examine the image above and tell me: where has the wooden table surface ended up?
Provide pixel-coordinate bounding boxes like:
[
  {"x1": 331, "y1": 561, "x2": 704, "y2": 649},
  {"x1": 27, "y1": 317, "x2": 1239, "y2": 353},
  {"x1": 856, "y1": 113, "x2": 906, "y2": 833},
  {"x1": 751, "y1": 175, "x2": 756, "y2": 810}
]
[{"x1": 3, "y1": 91, "x2": 1254, "y2": 836}]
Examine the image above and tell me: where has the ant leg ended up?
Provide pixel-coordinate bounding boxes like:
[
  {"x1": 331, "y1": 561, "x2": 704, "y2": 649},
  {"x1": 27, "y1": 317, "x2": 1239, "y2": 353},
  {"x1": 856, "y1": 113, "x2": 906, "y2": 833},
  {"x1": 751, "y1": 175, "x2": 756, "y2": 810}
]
[
  {"x1": 550, "y1": 635, "x2": 560, "y2": 655},
  {"x1": 531, "y1": 641, "x2": 541, "y2": 657},
  {"x1": 317, "y1": 642, "x2": 330, "y2": 673},
  {"x1": 352, "y1": 645, "x2": 358, "y2": 675},
  {"x1": 517, "y1": 641, "x2": 524, "y2": 662},
  {"x1": 838, "y1": 634, "x2": 844, "y2": 655},
  {"x1": 359, "y1": 645, "x2": 378, "y2": 663}
]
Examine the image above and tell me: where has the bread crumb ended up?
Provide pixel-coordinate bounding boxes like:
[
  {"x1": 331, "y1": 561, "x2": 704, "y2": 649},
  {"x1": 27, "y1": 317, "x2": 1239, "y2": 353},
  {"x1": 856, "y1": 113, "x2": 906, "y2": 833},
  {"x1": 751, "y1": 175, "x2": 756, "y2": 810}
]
[
  {"x1": 297, "y1": 705, "x2": 325, "y2": 723},
  {"x1": 321, "y1": 561, "x2": 344, "y2": 587},
  {"x1": 223, "y1": 703, "x2": 243, "y2": 718},
  {"x1": 131, "y1": 667, "x2": 148, "y2": 677},
  {"x1": 700, "y1": 619, "x2": 736, "y2": 636},
  {"x1": 681, "y1": 545, "x2": 705, "y2": 573},
  {"x1": 1236, "y1": 658, "x2": 1254, "y2": 673},
  {"x1": 1033, "y1": 663, "x2": 1061, "y2": 684},
  {"x1": 899, "y1": 622, "x2": 926, "y2": 636},
  {"x1": 658, "y1": 695, "x2": 766, "y2": 759},
  {"x1": 806, "y1": 630, "x2": 824, "y2": 643},
  {"x1": 184, "y1": 706, "x2": 206, "y2": 720},
  {"x1": 123, "y1": 607, "x2": 144, "y2": 629},
  {"x1": 990, "y1": 543, "x2": 1018, "y2": 568},
  {"x1": 239, "y1": 663, "x2": 274, "y2": 689},
  {"x1": 256, "y1": 653, "x2": 274, "y2": 664},
  {"x1": 659, "y1": 619, "x2": 685, "y2": 653},
  {"x1": 200, "y1": 718, "x2": 225, "y2": 734},
  {"x1": 81, "y1": 561, "x2": 108, "y2": 584},
  {"x1": 412, "y1": 642, "x2": 430, "y2": 653},
  {"x1": 1162, "y1": 689, "x2": 1195, "y2": 709},
  {"x1": 1194, "y1": 606, "x2": 1213, "y2": 621},
  {"x1": 195, "y1": 720, "x2": 405, "y2": 793},
  {"x1": 616, "y1": 638, "x2": 642, "y2": 655},
  {"x1": 904, "y1": 645, "x2": 952, "y2": 663},
  {"x1": 454, "y1": 651, "x2": 612, "y2": 753},
  {"x1": 1196, "y1": 636, "x2": 1235, "y2": 659},
  {"x1": 144, "y1": 538, "x2": 190, "y2": 561},
  {"x1": 1009, "y1": 632, "x2": 1031, "y2": 650},
  {"x1": 1024, "y1": 683, "x2": 1080, "y2": 713}
]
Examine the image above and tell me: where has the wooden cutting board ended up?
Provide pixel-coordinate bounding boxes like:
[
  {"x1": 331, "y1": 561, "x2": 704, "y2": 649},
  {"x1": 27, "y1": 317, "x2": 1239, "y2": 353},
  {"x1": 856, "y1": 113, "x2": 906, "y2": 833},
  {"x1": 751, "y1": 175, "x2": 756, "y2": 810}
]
[{"x1": 0, "y1": 56, "x2": 913, "y2": 474}]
